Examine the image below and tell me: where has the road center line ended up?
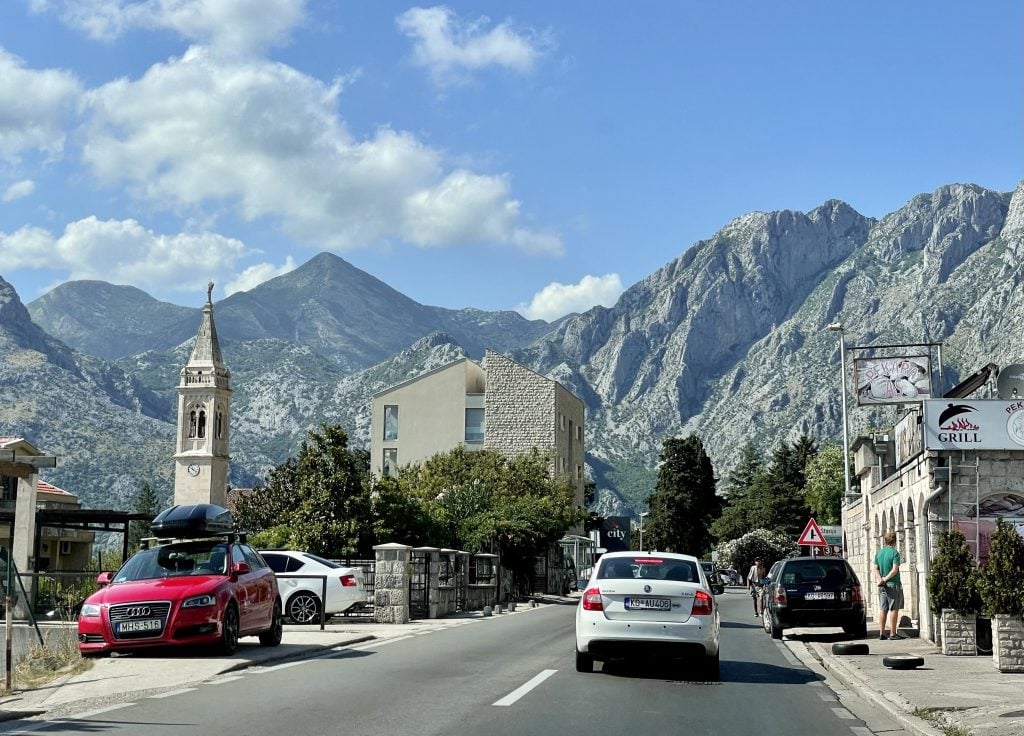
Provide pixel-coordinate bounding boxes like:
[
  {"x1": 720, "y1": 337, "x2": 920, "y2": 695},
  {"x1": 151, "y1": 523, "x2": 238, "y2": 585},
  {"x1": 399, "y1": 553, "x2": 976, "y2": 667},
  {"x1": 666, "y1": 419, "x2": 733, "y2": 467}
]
[{"x1": 492, "y1": 669, "x2": 557, "y2": 707}]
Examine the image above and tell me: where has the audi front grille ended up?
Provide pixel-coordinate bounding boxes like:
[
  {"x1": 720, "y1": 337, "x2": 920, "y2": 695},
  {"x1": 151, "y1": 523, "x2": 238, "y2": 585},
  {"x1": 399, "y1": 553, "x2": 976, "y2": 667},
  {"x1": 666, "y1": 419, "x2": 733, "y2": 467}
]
[{"x1": 108, "y1": 601, "x2": 172, "y2": 640}]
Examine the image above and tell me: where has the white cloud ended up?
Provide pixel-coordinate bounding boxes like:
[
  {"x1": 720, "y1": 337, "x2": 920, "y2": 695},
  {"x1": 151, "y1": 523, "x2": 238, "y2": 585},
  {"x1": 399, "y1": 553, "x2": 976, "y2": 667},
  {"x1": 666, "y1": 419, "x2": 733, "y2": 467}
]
[
  {"x1": 0, "y1": 48, "x2": 82, "y2": 161},
  {"x1": 0, "y1": 216, "x2": 250, "y2": 294},
  {"x1": 224, "y1": 256, "x2": 297, "y2": 295},
  {"x1": 2, "y1": 180, "x2": 36, "y2": 202},
  {"x1": 80, "y1": 47, "x2": 558, "y2": 254},
  {"x1": 397, "y1": 6, "x2": 548, "y2": 84},
  {"x1": 518, "y1": 274, "x2": 624, "y2": 321},
  {"x1": 36, "y1": 0, "x2": 307, "y2": 55}
]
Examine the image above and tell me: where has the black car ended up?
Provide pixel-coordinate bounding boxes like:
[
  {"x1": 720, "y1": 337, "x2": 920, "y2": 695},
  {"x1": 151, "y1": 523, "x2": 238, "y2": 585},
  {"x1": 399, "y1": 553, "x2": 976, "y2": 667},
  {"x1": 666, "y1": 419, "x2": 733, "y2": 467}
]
[
  {"x1": 761, "y1": 556, "x2": 866, "y2": 640},
  {"x1": 700, "y1": 561, "x2": 725, "y2": 595}
]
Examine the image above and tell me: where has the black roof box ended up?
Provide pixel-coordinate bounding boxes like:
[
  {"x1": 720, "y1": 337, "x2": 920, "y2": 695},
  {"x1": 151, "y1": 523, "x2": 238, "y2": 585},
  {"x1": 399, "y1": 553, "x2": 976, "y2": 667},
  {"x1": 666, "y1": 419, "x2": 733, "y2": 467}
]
[{"x1": 150, "y1": 504, "x2": 235, "y2": 538}]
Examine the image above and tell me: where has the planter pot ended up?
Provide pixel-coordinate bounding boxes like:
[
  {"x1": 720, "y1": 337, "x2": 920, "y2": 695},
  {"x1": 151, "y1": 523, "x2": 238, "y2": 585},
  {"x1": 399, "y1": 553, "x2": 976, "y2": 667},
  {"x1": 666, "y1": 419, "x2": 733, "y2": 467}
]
[
  {"x1": 940, "y1": 610, "x2": 977, "y2": 656},
  {"x1": 991, "y1": 614, "x2": 1024, "y2": 673}
]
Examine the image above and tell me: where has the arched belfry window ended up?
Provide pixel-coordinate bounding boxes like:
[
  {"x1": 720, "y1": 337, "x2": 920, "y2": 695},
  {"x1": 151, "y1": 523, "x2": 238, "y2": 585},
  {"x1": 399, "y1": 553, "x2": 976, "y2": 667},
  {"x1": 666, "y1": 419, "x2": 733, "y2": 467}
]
[
  {"x1": 188, "y1": 410, "x2": 197, "y2": 438},
  {"x1": 215, "y1": 411, "x2": 223, "y2": 439},
  {"x1": 198, "y1": 410, "x2": 207, "y2": 439}
]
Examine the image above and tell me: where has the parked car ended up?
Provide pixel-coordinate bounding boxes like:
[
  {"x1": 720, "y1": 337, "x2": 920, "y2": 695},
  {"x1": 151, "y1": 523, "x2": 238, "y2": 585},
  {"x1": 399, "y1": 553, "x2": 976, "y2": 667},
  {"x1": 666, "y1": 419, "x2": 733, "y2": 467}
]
[
  {"x1": 761, "y1": 556, "x2": 866, "y2": 640},
  {"x1": 700, "y1": 560, "x2": 725, "y2": 595},
  {"x1": 77, "y1": 504, "x2": 283, "y2": 657},
  {"x1": 260, "y1": 550, "x2": 367, "y2": 624},
  {"x1": 575, "y1": 551, "x2": 721, "y2": 679}
]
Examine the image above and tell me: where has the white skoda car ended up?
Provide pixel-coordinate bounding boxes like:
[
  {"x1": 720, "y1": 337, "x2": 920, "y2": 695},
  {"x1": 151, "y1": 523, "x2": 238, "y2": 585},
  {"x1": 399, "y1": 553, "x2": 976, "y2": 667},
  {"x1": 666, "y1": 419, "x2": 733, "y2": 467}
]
[{"x1": 575, "y1": 551, "x2": 721, "y2": 679}]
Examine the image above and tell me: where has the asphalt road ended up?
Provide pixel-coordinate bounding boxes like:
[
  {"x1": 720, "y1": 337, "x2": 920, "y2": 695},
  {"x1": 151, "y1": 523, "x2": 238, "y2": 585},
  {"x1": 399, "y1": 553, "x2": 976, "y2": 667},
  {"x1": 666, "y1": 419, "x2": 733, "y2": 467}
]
[{"x1": 1, "y1": 590, "x2": 905, "y2": 736}]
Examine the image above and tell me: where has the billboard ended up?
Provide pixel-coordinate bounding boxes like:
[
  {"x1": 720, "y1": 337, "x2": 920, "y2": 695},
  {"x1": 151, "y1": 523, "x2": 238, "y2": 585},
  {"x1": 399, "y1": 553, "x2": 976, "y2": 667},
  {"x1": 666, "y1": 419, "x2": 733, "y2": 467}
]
[
  {"x1": 922, "y1": 400, "x2": 1024, "y2": 450},
  {"x1": 600, "y1": 516, "x2": 631, "y2": 552},
  {"x1": 854, "y1": 355, "x2": 931, "y2": 405}
]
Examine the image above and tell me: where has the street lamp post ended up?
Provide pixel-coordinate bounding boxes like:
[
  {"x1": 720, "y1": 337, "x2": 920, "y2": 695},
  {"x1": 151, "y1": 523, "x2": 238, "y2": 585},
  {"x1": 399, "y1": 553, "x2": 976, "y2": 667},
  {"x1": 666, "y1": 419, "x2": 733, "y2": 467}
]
[
  {"x1": 639, "y1": 512, "x2": 649, "y2": 552},
  {"x1": 828, "y1": 323, "x2": 853, "y2": 502}
]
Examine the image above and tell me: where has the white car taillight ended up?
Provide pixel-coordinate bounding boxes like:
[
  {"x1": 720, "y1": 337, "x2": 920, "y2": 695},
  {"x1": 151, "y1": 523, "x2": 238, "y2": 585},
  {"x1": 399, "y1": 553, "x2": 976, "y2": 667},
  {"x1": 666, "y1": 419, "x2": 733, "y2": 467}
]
[
  {"x1": 340, "y1": 574, "x2": 357, "y2": 587},
  {"x1": 691, "y1": 589, "x2": 713, "y2": 616},
  {"x1": 774, "y1": 586, "x2": 788, "y2": 605},
  {"x1": 581, "y1": 587, "x2": 604, "y2": 611}
]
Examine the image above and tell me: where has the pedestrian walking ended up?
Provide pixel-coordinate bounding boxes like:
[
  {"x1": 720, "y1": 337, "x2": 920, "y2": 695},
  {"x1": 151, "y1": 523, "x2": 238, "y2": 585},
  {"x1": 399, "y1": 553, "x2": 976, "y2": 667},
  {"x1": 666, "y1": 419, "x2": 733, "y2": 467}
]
[
  {"x1": 874, "y1": 531, "x2": 904, "y2": 640},
  {"x1": 747, "y1": 558, "x2": 766, "y2": 617}
]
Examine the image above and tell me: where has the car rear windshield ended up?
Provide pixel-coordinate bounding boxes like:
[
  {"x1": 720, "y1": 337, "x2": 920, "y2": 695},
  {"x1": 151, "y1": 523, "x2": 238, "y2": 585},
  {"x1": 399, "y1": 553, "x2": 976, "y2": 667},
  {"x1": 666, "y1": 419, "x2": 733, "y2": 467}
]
[
  {"x1": 780, "y1": 560, "x2": 851, "y2": 586},
  {"x1": 597, "y1": 556, "x2": 698, "y2": 582},
  {"x1": 114, "y1": 541, "x2": 229, "y2": 582}
]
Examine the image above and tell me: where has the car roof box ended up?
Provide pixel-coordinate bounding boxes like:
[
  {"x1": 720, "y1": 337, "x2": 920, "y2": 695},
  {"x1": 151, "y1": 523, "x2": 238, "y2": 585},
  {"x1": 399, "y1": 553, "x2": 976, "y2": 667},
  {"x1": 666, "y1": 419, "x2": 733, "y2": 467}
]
[{"x1": 150, "y1": 503, "x2": 235, "y2": 538}]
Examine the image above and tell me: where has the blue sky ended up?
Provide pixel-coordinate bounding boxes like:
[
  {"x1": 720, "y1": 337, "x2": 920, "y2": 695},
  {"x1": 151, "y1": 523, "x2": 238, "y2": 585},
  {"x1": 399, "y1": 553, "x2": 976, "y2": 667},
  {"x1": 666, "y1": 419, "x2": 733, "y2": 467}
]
[{"x1": 0, "y1": 1, "x2": 1020, "y2": 321}]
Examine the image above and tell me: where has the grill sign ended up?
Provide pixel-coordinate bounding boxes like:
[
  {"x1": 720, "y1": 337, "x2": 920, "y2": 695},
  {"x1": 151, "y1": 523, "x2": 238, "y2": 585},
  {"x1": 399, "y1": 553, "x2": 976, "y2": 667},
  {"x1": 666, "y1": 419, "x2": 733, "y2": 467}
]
[{"x1": 923, "y1": 400, "x2": 1024, "y2": 450}]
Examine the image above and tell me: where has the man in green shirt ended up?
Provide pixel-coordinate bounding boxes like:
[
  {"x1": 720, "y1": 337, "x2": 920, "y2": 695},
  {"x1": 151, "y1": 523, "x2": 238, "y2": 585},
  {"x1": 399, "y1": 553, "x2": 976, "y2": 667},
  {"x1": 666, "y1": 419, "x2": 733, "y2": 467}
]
[{"x1": 873, "y1": 531, "x2": 903, "y2": 640}]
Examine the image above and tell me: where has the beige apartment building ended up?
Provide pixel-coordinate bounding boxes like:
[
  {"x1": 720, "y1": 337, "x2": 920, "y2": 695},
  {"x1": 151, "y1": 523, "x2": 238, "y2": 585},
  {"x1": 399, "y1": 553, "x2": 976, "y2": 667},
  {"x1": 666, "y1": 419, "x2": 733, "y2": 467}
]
[{"x1": 370, "y1": 350, "x2": 586, "y2": 516}]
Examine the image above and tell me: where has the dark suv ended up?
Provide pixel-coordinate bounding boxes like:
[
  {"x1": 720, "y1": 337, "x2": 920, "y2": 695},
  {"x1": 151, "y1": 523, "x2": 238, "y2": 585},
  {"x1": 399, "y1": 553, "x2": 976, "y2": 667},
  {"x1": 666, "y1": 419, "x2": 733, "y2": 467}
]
[
  {"x1": 762, "y1": 557, "x2": 866, "y2": 640},
  {"x1": 700, "y1": 561, "x2": 725, "y2": 595}
]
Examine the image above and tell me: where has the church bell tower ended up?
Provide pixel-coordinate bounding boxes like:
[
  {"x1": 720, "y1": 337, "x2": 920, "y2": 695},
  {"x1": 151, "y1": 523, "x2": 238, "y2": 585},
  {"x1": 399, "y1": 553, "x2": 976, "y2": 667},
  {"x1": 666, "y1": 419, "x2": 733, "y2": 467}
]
[{"x1": 173, "y1": 283, "x2": 231, "y2": 507}]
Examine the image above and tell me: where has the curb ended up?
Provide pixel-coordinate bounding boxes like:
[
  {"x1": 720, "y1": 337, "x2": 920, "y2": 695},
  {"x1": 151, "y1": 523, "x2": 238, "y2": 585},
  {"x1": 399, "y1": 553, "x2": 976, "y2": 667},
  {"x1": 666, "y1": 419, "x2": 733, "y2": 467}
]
[{"x1": 810, "y1": 643, "x2": 943, "y2": 736}]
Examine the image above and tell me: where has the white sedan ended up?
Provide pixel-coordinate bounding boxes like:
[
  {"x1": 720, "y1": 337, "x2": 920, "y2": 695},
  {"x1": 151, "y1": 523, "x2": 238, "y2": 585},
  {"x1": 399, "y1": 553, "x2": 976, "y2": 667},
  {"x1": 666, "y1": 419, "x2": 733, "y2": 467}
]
[
  {"x1": 574, "y1": 551, "x2": 721, "y2": 679},
  {"x1": 259, "y1": 550, "x2": 368, "y2": 624}
]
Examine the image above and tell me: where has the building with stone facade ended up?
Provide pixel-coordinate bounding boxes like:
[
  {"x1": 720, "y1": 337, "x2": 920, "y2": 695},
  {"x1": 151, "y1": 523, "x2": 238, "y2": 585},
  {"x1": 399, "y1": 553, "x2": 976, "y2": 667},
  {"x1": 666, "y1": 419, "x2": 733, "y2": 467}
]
[
  {"x1": 173, "y1": 283, "x2": 231, "y2": 507},
  {"x1": 843, "y1": 398, "x2": 1024, "y2": 644},
  {"x1": 370, "y1": 349, "x2": 586, "y2": 518}
]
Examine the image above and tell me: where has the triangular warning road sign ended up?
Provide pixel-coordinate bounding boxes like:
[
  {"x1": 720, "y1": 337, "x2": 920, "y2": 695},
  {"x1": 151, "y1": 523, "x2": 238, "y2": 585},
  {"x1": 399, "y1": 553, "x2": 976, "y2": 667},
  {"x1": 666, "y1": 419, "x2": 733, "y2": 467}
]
[{"x1": 797, "y1": 518, "x2": 828, "y2": 546}]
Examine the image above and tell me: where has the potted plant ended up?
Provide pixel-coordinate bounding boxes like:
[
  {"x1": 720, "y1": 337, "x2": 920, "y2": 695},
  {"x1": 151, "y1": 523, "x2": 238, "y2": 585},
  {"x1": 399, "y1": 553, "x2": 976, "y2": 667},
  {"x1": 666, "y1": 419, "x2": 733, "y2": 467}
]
[
  {"x1": 926, "y1": 530, "x2": 981, "y2": 655},
  {"x1": 976, "y1": 519, "x2": 1024, "y2": 672}
]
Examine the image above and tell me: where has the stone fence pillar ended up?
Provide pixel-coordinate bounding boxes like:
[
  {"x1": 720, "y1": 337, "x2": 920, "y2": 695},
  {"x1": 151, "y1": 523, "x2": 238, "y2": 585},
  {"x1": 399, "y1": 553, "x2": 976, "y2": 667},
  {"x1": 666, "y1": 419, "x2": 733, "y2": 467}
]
[{"x1": 374, "y1": 543, "x2": 411, "y2": 624}]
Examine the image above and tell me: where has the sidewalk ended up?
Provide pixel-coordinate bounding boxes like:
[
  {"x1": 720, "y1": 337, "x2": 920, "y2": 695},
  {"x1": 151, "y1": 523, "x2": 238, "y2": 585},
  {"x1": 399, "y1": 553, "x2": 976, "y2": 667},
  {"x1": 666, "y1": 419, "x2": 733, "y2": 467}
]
[
  {"x1": 807, "y1": 632, "x2": 1024, "y2": 736},
  {"x1": 0, "y1": 601, "x2": 556, "y2": 721}
]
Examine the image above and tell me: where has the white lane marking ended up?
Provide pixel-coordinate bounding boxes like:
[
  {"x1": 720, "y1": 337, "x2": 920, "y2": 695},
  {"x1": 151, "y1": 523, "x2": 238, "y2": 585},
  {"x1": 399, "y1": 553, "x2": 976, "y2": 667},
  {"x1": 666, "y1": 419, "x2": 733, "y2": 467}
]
[
  {"x1": 816, "y1": 689, "x2": 836, "y2": 702},
  {"x1": 831, "y1": 707, "x2": 855, "y2": 720},
  {"x1": 208, "y1": 675, "x2": 244, "y2": 684},
  {"x1": 492, "y1": 669, "x2": 557, "y2": 707},
  {"x1": 349, "y1": 635, "x2": 414, "y2": 651},
  {"x1": 61, "y1": 703, "x2": 136, "y2": 719},
  {"x1": 149, "y1": 687, "x2": 196, "y2": 699},
  {"x1": 807, "y1": 681, "x2": 823, "y2": 686}
]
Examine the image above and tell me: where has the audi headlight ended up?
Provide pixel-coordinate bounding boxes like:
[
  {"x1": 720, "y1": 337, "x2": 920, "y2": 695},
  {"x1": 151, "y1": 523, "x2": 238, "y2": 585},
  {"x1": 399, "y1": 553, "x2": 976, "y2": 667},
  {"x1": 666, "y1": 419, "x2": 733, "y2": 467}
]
[
  {"x1": 182, "y1": 594, "x2": 216, "y2": 608},
  {"x1": 80, "y1": 603, "x2": 101, "y2": 618}
]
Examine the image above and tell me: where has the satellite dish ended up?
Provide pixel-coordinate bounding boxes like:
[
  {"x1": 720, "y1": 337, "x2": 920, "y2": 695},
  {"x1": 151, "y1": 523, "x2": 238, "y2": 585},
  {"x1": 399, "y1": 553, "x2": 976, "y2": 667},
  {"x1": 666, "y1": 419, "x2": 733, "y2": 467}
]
[{"x1": 997, "y1": 364, "x2": 1024, "y2": 400}]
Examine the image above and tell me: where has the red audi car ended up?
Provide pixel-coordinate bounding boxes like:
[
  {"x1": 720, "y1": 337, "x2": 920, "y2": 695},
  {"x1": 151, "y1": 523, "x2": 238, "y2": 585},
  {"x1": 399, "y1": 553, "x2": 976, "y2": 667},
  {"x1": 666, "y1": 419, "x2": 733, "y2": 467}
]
[{"x1": 77, "y1": 505, "x2": 283, "y2": 657}]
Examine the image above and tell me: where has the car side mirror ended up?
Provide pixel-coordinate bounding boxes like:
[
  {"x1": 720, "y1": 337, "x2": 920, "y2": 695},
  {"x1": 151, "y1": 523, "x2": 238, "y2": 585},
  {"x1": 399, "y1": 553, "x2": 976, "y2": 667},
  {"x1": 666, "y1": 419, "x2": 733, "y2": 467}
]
[
  {"x1": 96, "y1": 571, "x2": 113, "y2": 587},
  {"x1": 231, "y1": 561, "x2": 251, "y2": 577}
]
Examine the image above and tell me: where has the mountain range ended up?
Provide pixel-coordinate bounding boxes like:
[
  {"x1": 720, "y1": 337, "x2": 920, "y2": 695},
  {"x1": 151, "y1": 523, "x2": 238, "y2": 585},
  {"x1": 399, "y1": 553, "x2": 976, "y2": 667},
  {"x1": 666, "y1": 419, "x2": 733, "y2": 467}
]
[{"x1": 2, "y1": 180, "x2": 1022, "y2": 520}]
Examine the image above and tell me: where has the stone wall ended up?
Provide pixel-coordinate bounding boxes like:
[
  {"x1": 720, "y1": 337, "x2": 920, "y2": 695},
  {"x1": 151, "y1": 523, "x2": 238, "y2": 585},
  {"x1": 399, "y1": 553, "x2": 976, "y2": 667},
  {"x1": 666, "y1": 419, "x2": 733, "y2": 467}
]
[
  {"x1": 993, "y1": 614, "x2": 1024, "y2": 672},
  {"x1": 940, "y1": 610, "x2": 977, "y2": 656},
  {"x1": 484, "y1": 350, "x2": 556, "y2": 461},
  {"x1": 373, "y1": 544, "x2": 411, "y2": 625}
]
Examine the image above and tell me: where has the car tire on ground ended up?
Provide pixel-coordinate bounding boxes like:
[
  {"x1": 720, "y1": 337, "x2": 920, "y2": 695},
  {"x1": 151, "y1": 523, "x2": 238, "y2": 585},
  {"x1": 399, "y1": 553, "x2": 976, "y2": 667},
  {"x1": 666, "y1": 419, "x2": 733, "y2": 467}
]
[
  {"x1": 883, "y1": 654, "x2": 924, "y2": 670},
  {"x1": 218, "y1": 602, "x2": 240, "y2": 656},
  {"x1": 832, "y1": 642, "x2": 870, "y2": 655},
  {"x1": 575, "y1": 647, "x2": 593, "y2": 673},
  {"x1": 702, "y1": 651, "x2": 720, "y2": 681},
  {"x1": 260, "y1": 600, "x2": 284, "y2": 647},
  {"x1": 769, "y1": 617, "x2": 783, "y2": 640},
  {"x1": 286, "y1": 591, "x2": 323, "y2": 625},
  {"x1": 761, "y1": 609, "x2": 772, "y2": 635}
]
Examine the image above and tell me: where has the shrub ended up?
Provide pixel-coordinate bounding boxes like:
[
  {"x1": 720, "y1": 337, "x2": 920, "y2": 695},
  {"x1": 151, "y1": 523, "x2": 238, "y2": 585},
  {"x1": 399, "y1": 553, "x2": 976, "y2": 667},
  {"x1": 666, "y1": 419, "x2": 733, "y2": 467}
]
[
  {"x1": 976, "y1": 519, "x2": 1024, "y2": 617},
  {"x1": 926, "y1": 530, "x2": 980, "y2": 614}
]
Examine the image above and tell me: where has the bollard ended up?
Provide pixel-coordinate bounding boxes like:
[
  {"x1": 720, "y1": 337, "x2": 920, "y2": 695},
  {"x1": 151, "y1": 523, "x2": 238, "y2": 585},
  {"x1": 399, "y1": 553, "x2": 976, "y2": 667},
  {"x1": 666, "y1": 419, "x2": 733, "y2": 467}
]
[
  {"x1": 494, "y1": 604, "x2": 503, "y2": 614},
  {"x1": 482, "y1": 606, "x2": 492, "y2": 617},
  {"x1": 529, "y1": 600, "x2": 537, "y2": 608},
  {"x1": 508, "y1": 600, "x2": 517, "y2": 612}
]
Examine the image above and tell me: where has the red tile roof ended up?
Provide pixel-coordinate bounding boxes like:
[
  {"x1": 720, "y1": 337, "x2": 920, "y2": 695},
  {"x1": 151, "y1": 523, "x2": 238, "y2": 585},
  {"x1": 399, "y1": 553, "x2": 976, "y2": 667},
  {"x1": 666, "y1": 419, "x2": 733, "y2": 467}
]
[{"x1": 37, "y1": 480, "x2": 73, "y2": 496}]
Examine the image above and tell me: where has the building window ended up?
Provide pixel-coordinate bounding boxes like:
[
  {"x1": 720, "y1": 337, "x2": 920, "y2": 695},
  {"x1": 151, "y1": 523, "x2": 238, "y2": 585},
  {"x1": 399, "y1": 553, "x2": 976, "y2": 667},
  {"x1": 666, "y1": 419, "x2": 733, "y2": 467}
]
[
  {"x1": 188, "y1": 410, "x2": 197, "y2": 438},
  {"x1": 560, "y1": 414, "x2": 566, "y2": 431},
  {"x1": 576, "y1": 465, "x2": 583, "y2": 481},
  {"x1": 383, "y1": 448, "x2": 398, "y2": 477},
  {"x1": 560, "y1": 456, "x2": 567, "y2": 473},
  {"x1": 576, "y1": 426, "x2": 583, "y2": 442},
  {"x1": 197, "y1": 410, "x2": 207, "y2": 439},
  {"x1": 383, "y1": 405, "x2": 399, "y2": 441},
  {"x1": 465, "y1": 408, "x2": 485, "y2": 443},
  {"x1": 215, "y1": 410, "x2": 224, "y2": 439}
]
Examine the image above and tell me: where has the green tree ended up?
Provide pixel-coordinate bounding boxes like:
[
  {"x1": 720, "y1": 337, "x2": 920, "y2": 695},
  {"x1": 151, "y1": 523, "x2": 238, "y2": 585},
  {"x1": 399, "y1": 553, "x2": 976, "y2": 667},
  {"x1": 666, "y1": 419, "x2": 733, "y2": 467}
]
[
  {"x1": 803, "y1": 444, "x2": 844, "y2": 524},
  {"x1": 745, "y1": 437, "x2": 816, "y2": 537},
  {"x1": 232, "y1": 457, "x2": 298, "y2": 534},
  {"x1": 646, "y1": 435, "x2": 720, "y2": 556},
  {"x1": 290, "y1": 425, "x2": 373, "y2": 558},
  {"x1": 368, "y1": 474, "x2": 434, "y2": 547},
  {"x1": 127, "y1": 482, "x2": 161, "y2": 551},
  {"x1": 714, "y1": 527, "x2": 797, "y2": 576},
  {"x1": 710, "y1": 442, "x2": 763, "y2": 542}
]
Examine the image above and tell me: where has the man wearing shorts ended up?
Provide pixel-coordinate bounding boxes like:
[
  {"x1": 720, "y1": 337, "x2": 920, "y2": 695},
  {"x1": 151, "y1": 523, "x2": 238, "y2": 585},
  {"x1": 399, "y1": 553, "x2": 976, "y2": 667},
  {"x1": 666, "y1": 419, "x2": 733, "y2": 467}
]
[{"x1": 874, "y1": 531, "x2": 904, "y2": 640}]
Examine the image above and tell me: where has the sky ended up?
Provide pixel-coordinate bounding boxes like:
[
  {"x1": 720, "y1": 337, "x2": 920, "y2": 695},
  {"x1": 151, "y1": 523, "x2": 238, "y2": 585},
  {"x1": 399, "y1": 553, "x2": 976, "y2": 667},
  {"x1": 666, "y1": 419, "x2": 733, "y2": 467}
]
[{"x1": 0, "y1": 1, "x2": 1020, "y2": 322}]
